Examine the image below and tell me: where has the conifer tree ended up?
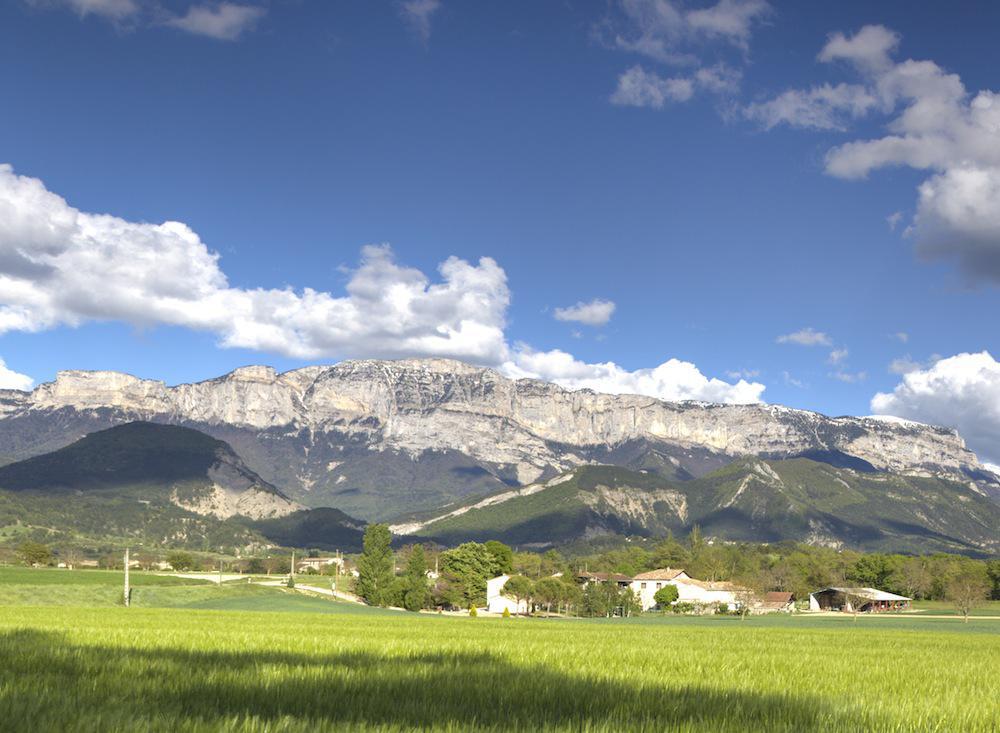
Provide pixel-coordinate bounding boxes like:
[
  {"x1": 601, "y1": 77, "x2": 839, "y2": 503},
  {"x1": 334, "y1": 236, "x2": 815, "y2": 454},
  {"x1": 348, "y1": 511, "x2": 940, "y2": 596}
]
[{"x1": 356, "y1": 523, "x2": 394, "y2": 606}]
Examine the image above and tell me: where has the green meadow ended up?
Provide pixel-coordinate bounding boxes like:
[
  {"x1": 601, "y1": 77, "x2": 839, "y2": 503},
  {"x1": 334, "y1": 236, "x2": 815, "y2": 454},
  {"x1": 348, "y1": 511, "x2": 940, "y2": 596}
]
[{"x1": 1, "y1": 568, "x2": 998, "y2": 732}]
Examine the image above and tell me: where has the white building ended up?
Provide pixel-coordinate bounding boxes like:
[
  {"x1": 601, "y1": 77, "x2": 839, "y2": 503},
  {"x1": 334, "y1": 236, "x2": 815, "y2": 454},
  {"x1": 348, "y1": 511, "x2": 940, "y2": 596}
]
[
  {"x1": 297, "y1": 557, "x2": 344, "y2": 573},
  {"x1": 486, "y1": 574, "x2": 529, "y2": 615},
  {"x1": 630, "y1": 568, "x2": 745, "y2": 611},
  {"x1": 630, "y1": 568, "x2": 690, "y2": 610}
]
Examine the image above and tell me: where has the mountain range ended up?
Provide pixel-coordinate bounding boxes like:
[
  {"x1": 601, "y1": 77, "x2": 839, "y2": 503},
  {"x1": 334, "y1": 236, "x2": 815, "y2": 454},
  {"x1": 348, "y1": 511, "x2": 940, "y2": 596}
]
[
  {"x1": 0, "y1": 358, "x2": 996, "y2": 554},
  {"x1": 393, "y1": 461, "x2": 1000, "y2": 554}
]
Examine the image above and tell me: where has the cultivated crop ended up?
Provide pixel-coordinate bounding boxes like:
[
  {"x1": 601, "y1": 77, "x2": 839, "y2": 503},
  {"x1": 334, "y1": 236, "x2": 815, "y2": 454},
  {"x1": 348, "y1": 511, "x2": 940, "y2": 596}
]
[{"x1": 0, "y1": 577, "x2": 997, "y2": 732}]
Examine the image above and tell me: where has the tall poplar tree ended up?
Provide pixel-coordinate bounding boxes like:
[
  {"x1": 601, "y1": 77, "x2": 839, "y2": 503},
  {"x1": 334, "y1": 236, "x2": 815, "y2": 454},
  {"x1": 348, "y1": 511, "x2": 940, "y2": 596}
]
[
  {"x1": 403, "y1": 545, "x2": 429, "y2": 612},
  {"x1": 356, "y1": 523, "x2": 394, "y2": 606}
]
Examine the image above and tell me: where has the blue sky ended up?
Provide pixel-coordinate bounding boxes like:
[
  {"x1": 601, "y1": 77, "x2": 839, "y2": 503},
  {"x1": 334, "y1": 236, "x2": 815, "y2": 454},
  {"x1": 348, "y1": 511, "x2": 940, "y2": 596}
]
[{"x1": 2, "y1": 1, "x2": 1000, "y2": 461}]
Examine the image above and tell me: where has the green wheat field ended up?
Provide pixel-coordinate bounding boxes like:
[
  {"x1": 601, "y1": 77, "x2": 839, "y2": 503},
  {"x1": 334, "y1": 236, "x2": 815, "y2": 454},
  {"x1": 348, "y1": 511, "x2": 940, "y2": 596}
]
[{"x1": 1, "y1": 568, "x2": 998, "y2": 732}]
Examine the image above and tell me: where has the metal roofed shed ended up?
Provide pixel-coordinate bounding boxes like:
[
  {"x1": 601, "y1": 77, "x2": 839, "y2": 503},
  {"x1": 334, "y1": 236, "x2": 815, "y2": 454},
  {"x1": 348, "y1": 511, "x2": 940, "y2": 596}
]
[{"x1": 808, "y1": 587, "x2": 912, "y2": 613}]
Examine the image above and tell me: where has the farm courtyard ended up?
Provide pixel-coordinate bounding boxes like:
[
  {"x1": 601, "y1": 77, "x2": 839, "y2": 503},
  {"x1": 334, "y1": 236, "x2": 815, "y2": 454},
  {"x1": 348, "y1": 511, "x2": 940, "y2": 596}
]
[{"x1": 0, "y1": 569, "x2": 997, "y2": 732}]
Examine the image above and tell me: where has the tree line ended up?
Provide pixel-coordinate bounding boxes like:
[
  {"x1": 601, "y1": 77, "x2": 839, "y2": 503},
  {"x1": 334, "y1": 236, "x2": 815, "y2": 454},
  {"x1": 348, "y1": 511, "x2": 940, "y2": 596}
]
[{"x1": 352, "y1": 524, "x2": 1000, "y2": 615}]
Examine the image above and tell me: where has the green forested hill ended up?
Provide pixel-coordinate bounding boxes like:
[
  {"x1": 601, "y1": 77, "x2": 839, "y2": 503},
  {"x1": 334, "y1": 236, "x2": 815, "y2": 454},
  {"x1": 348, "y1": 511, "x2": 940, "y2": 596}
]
[
  {"x1": 410, "y1": 460, "x2": 1000, "y2": 554},
  {"x1": 0, "y1": 423, "x2": 365, "y2": 553}
]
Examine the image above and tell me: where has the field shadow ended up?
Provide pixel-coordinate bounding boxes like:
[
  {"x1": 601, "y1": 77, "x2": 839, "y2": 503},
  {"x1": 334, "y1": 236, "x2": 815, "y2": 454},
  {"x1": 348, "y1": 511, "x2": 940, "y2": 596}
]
[{"x1": 0, "y1": 628, "x2": 878, "y2": 730}]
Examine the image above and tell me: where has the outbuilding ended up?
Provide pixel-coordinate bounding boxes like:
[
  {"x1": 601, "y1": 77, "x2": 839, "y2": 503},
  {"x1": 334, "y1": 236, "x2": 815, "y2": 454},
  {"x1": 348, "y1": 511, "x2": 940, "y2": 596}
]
[
  {"x1": 808, "y1": 587, "x2": 911, "y2": 613},
  {"x1": 758, "y1": 591, "x2": 796, "y2": 613}
]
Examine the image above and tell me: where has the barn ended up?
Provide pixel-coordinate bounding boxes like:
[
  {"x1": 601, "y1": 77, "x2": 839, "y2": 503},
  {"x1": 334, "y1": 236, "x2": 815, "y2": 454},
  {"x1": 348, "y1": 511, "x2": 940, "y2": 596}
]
[{"x1": 808, "y1": 587, "x2": 911, "y2": 613}]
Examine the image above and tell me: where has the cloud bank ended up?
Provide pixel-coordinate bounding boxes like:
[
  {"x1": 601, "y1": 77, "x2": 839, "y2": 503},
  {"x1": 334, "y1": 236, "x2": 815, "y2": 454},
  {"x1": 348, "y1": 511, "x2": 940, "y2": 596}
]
[
  {"x1": 0, "y1": 164, "x2": 762, "y2": 404},
  {"x1": 872, "y1": 351, "x2": 1000, "y2": 465},
  {"x1": 749, "y1": 24, "x2": 1000, "y2": 283},
  {"x1": 503, "y1": 347, "x2": 765, "y2": 404}
]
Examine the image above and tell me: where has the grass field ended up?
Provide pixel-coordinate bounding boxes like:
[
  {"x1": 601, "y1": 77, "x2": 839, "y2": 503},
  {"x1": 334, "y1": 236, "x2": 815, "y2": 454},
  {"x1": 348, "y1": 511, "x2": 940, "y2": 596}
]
[{"x1": 1, "y1": 569, "x2": 998, "y2": 732}]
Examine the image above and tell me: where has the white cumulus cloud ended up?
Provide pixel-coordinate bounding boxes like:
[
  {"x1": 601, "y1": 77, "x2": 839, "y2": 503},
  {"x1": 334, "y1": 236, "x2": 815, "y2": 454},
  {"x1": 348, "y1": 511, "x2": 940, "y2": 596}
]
[
  {"x1": 0, "y1": 358, "x2": 33, "y2": 391},
  {"x1": 553, "y1": 299, "x2": 616, "y2": 327},
  {"x1": 0, "y1": 164, "x2": 510, "y2": 363},
  {"x1": 752, "y1": 24, "x2": 1000, "y2": 282},
  {"x1": 165, "y1": 3, "x2": 265, "y2": 41},
  {"x1": 503, "y1": 347, "x2": 765, "y2": 404},
  {"x1": 871, "y1": 351, "x2": 1000, "y2": 464},
  {"x1": 776, "y1": 327, "x2": 832, "y2": 346},
  {"x1": 0, "y1": 164, "x2": 761, "y2": 408}
]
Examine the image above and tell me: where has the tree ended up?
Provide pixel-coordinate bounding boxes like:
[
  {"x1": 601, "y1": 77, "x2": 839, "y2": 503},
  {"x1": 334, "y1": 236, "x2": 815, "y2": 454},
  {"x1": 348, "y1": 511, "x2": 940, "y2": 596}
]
[
  {"x1": 512, "y1": 551, "x2": 542, "y2": 579},
  {"x1": 245, "y1": 558, "x2": 266, "y2": 574},
  {"x1": 946, "y1": 565, "x2": 990, "y2": 623},
  {"x1": 560, "y1": 579, "x2": 583, "y2": 616},
  {"x1": 503, "y1": 575, "x2": 535, "y2": 615},
  {"x1": 439, "y1": 542, "x2": 497, "y2": 608},
  {"x1": 356, "y1": 523, "x2": 395, "y2": 606},
  {"x1": 849, "y1": 554, "x2": 901, "y2": 589},
  {"x1": 651, "y1": 534, "x2": 690, "y2": 569},
  {"x1": 620, "y1": 588, "x2": 642, "y2": 617},
  {"x1": 403, "y1": 545, "x2": 429, "y2": 612},
  {"x1": 733, "y1": 570, "x2": 766, "y2": 621},
  {"x1": 890, "y1": 556, "x2": 932, "y2": 599},
  {"x1": 166, "y1": 551, "x2": 197, "y2": 571},
  {"x1": 484, "y1": 541, "x2": 513, "y2": 574},
  {"x1": 988, "y1": 559, "x2": 1000, "y2": 601},
  {"x1": 653, "y1": 584, "x2": 679, "y2": 612},
  {"x1": 533, "y1": 577, "x2": 565, "y2": 614},
  {"x1": 16, "y1": 541, "x2": 51, "y2": 567}
]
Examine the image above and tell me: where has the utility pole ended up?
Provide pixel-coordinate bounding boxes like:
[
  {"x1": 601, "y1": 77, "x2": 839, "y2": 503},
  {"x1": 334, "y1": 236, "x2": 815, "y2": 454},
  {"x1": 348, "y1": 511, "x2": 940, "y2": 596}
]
[{"x1": 123, "y1": 547, "x2": 131, "y2": 608}]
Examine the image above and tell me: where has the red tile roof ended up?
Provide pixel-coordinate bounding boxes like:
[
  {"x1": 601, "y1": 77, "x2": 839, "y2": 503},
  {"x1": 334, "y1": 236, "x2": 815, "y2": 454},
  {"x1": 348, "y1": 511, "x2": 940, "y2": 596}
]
[
  {"x1": 633, "y1": 568, "x2": 687, "y2": 581},
  {"x1": 764, "y1": 592, "x2": 794, "y2": 604}
]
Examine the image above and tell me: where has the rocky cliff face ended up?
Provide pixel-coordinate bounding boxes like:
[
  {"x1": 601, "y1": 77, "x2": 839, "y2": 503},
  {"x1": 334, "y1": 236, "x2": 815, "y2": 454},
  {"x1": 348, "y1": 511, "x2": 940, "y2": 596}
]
[{"x1": 0, "y1": 358, "x2": 990, "y2": 519}]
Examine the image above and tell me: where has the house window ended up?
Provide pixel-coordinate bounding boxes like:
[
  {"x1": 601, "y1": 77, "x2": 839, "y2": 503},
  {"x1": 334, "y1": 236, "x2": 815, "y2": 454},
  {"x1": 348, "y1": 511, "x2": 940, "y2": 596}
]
[
  {"x1": 640, "y1": 582, "x2": 646, "y2": 589},
  {"x1": 656, "y1": 583, "x2": 661, "y2": 589}
]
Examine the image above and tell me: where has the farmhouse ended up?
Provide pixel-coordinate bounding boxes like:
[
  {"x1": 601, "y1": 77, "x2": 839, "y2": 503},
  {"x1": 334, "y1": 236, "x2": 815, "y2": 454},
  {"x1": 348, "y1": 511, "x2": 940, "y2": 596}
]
[
  {"x1": 630, "y1": 568, "x2": 690, "y2": 610},
  {"x1": 757, "y1": 591, "x2": 795, "y2": 613},
  {"x1": 486, "y1": 574, "x2": 529, "y2": 615},
  {"x1": 628, "y1": 568, "x2": 748, "y2": 611},
  {"x1": 296, "y1": 557, "x2": 344, "y2": 573},
  {"x1": 808, "y1": 587, "x2": 911, "y2": 613}
]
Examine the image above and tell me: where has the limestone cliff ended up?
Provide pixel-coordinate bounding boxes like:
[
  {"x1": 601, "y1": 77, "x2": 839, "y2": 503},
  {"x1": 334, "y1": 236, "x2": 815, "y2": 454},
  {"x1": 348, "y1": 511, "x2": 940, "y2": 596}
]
[{"x1": 0, "y1": 358, "x2": 991, "y2": 519}]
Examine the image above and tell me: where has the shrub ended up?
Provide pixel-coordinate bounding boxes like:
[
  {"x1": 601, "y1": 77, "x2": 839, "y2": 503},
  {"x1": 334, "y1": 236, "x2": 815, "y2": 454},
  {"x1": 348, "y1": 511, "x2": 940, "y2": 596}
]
[
  {"x1": 716, "y1": 603, "x2": 729, "y2": 615},
  {"x1": 469, "y1": 605, "x2": 478, "y2": 617},
  {"x1": 502, "y1": 607, "x2": 510, "y2": 619},
  {"x1": 653, "y1": 584, "x2": 679, "y2": 610}
]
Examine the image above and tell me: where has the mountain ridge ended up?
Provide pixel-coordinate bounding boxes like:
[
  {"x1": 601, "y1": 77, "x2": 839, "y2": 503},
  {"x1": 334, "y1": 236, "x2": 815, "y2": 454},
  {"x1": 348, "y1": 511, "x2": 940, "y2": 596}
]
[
  {"x1": 0, "y1": 358, "x2": 993, "y2": 520},
  {"x1": 395, "y1": 461, "x2": 1000, "y2": 555}
]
